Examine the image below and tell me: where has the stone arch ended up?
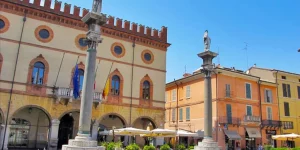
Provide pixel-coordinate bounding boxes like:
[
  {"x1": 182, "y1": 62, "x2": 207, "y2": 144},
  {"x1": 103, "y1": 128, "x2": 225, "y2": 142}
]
[
  {"x1": 140, "y1": 74, "x2": 154, "y2": 100},
  {"x1": 0, "y1": 53, "x2": 3, "y2": 74},
  {"x1": 132, "y1": 116, "x2": 157, "y2": 129},
  {"x1": 97, "y1": 113, "x2": 128, "y2": 127},
  {"x1": 9, "y1": 105, "x2": 52, "y2": 124},
  {"x1": 58, "y1": 109, "x2": 80, "y2": 120},
  {"x1": 26, "y1": 54, "x2": 50, "y2": 95},
  {"x1": 108, "y1": 68, "x2": 124, "y2": 97}
]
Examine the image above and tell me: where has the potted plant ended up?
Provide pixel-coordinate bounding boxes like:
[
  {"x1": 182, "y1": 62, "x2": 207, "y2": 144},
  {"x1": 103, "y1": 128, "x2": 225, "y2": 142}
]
[
  {"x1": 143, "y1": 145, "x2": 155, "y2": 150},
  {"x1": 115, "y1": 141, "x2": 123, "y2": 150},
  {"x1": 125, "y1": 143, "x2": 140, "y2": 150},
  {"x1": 160, "y1": 144, "x2": 170, "y2": 150}
]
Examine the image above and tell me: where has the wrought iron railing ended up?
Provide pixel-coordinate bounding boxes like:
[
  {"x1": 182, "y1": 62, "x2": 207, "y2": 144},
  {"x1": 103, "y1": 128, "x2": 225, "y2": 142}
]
[
  {"x1": 244, "y1": 115, "x2": 261, "y2": 122},
  {"x1": 261, "y1": 120, "x2": 281, "y2": 127},
  {"x1": 219, "y1": 116, "x2": 241, "y2": 125}
]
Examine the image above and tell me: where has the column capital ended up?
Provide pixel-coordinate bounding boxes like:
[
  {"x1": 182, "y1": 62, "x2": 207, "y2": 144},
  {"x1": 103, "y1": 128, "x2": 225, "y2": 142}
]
[{"x1": 52, "y1": 119, "x2": 60, "y2": 125}]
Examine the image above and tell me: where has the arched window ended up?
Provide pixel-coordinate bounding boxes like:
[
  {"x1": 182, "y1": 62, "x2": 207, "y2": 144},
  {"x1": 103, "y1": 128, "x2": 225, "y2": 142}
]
[
  {"x1": 111, "y1": 75, "x2": 120, "y2": 95},
  {"x1": 79, "y1": 69, "x2": 84, "y2": 90},
  {"x1": 143, "y1": 81, "x2": 150, "y2": 99},
  {"x1": 31, "y1": 62, "x2": 45, "y2": 85}
]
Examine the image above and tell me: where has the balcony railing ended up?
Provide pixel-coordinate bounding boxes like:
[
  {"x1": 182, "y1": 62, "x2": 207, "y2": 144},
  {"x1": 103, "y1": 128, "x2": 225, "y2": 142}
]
[
  {"x1": 261, "y1": 120, "x2": 282, "y2": 127},
  {"x1": 219, "y1": 116, "x2": 241, "y2": 125},
  {"x1": 224, "y1": 90, "x2": 234, "y2": 98},
  {"x1": 54, "y1": 87, "x2": 102, "y2": 102},
  {"x1": 244, "y1": 115, "x2": 261, "y2": 122}
]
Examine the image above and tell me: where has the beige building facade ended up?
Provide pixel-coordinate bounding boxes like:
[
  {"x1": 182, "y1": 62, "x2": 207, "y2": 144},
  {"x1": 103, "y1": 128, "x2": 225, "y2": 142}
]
[{"x1": 0, "y1": 0, "x2": 170, "y2": 149}]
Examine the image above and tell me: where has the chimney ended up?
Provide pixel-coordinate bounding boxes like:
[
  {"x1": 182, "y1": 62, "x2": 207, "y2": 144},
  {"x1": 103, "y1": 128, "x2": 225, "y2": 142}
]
[{"x1": 183, "y1": 73, "x2": 192, "y2": 78}]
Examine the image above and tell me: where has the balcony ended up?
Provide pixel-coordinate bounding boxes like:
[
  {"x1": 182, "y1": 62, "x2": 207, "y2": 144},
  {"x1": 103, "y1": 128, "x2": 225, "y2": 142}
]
[
  {"x1": 244, "y1": 115, "x2": 261, "y2": 123},
  {"x1": 54, "y1": 87, "x2": 102, "y2": 103},
  {"x1": 219, "y1": 116, "x2": 241, "y2": 126},
  {"x1": 224, "y1": 90, "x2": 234, "y2": 99},
  {"x1": 261, "y1": 120, "x2": 281, "y2": 128}
]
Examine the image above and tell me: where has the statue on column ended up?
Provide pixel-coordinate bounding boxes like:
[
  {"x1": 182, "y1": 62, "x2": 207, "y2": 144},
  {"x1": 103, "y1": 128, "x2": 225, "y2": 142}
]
[{"x1": 203, "y1": 30, "x2": 211, "y2": 51}]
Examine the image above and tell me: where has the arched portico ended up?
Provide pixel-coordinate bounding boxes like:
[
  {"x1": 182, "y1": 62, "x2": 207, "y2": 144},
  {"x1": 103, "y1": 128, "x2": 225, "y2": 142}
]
[
  {"x1": 7, "y1": 106, "x2": 51, "y2": 149},
  {"x1": 98, "y1": 113, "x2": 127, "y2": 143},
  {"x1": 132, "y1": 116, "x2": 157, "y2": 146},
  {"x1": 57, "y1": 110, "x2": 80, "y2": 149}
]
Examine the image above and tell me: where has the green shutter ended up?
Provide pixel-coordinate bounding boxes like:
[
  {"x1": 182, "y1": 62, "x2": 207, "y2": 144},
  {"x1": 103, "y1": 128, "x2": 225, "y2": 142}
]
[
  {"x1": 179, "y1": 108, "x2": 183, "y2": 121},
  {"x1": 186, "y1": 107, "x2": 190, "y2": 121},
  {"x1": 246, "y1": 83, "x2": 251, "y2": 99}
]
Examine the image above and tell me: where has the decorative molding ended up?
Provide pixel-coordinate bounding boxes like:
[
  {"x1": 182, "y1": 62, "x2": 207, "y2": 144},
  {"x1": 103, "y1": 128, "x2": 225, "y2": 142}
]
[
  {"x1": 106, "y1": 69, "x2": 124, "y2": 104},
  {"x1": 141, "y1": 50, "x2": 154, "y2": 64},
  {"x1": 0, "y1": 0, "x2": 170, "y2": 51},
  {"x1": 139, "y1": 74, "x2": 154, "y2": 107},
  {"x1": 0, "y1": 14, "x2": 10, "y2": 33},
  {"x1": 75, "y1": 34, "x2": 88, "y2": 51},
  {"x1": 34, "y1": 25, "x2": 54, "y2": 43},
  {"x1": 110, "y1": 42, "x2": 126, "y2": 58},
  {"x1": 26, "y1": 54, "x2": 50, "y2": 95}
]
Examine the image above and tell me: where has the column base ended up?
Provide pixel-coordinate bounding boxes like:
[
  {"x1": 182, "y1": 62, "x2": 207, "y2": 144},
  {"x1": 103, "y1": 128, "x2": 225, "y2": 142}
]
[
  {"x1": 194, "y1": 138, "x2": 221, "y2": 150},
  {"x1": 62, "y1": 134, "x2": 105, "y2": 150}
]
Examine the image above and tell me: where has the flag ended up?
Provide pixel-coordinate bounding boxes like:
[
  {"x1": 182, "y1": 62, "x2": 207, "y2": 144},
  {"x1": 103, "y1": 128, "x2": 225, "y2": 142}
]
[
  {"x1": 73, "y1": 64, "x2": 80, "y2": 99},
  {"x1": 102, "y1": 78, "x2": 110, "y2": 99},
  {"x1": 94, "y1": 81, "x2": 96, "y2": 90}
]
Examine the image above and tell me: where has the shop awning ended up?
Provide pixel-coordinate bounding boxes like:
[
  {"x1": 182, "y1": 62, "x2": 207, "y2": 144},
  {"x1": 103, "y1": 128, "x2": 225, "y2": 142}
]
[
  {"x1": 246, "y1": 128, "x2": 261, "y2": 138},
  {"x1": 223, "y1": 130, "x2": 242, "y2": 140}
]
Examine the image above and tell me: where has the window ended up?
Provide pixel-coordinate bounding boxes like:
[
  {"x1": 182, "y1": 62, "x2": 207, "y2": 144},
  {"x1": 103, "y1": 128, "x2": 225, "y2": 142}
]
[
  {"x1": 282, "y1": 84, "x2": 291, "y2": 98},
  {"x1": 78, "y1": 38, "x2": 88, "y2": 47},
  {"x1": 282, "y1": 121, "x2": 293, "y2": 129},
  {"x1": 225, "y1": 84, "x2": 231, "y2": 97},
  {"x1": 39, "y1": 29, "x2": 50, "y2": 39},
  {"x1": 186, "y1": 85, "x2": 191, "y2": 98},
  {"x1": 114, "y1": 46, "x2": 123, "y2": 55},
  {"x1": 172, "y1": 89, "x2": 177, "y2": 101},
  {"x1": 297, "y1": 86, "x2": 300, "y2": 99},
  {"x1": 142, "y1": 81, "x2": 150, "y2": 99},
  {"x1": 144, "y1": 53, "x2": 152, "y2": 61},
  {"x1": 186, "y1": 107, "x2": 190, "y2": 121},
  {"x1": 0, "y1": 15, "x2": 10, "y2": 33},
  {"x1": 111, "y1": 75, "x2": 120, "y2": 95},
  {"x1": 0, "y1": 19, "x2": 4, "y2": 29},
  {"x1": 141, "y1": 50, "x2": 154, "y2": 64},
  {"x1": 79, "y1": 69, "x2": 84, "y2": 90},
  {"x1": 281, "y1": 76, "x2": 286, "y2": 79},
  {"x1": 179, "y1": 108, "x2": 183, "y2": 121},
  {"x1": 111, "y1": 43, "x2": 125, "y2": 58},
  {"x1": 265, "y1": 89, "x2": 273, "y2": 103},
  {"x1": 284, "y1": 102, "x2": 290, "y2": 116},
  {"x1": 267, "y1": 107, "x2": 272, "y2": 120},
  {"x1": 31, "y1": 62, "x2": 45, "y2": 85},
  {"x1": 246, "y1": 105, "x2": 252, "y2": 116},
  {"x1": 245, "y1": 83, "x2": 252, "y2": 99},
  {"x1": 172, "y1": 108, "x2": 176, "y2": 122}
]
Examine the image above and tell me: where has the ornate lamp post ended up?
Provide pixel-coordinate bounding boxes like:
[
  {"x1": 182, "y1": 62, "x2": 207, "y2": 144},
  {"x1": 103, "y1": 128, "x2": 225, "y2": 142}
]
[
  {"x1": 61, "y1": 0, "x2": 106, "y2": 150},
  {"x1": 194, "y1": 30, "x2": 219, "y2": 150}
]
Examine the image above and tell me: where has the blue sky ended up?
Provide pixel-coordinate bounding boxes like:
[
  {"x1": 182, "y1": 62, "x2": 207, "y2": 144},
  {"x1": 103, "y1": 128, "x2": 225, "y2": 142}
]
[{"x1": 51, "y1": 0, "x2": 299, "y2": 83}]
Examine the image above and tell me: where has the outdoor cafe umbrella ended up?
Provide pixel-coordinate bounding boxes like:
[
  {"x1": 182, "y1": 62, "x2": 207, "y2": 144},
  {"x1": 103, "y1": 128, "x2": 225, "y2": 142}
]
[
  {"x1": 113, "y1": 127, "x2": 151, "y2": 136},
  {"x1": 141, "y1": 128, "x2": 177, "y2": 137},
  {"x1": 272, "y1": 133, "x2": 300, "y2": 141}
]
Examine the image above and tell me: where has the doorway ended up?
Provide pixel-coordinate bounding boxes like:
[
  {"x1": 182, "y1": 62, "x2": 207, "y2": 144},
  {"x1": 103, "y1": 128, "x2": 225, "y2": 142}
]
[{"x1": 57, "y1": 114, "x2": 74, "y2": 149}]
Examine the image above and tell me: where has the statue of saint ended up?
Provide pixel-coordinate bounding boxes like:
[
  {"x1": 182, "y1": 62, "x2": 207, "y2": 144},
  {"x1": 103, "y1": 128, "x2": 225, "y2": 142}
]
[
  {"x1": 203, "y1": 30, "x2": 211, "y2": 51},
  {"x1": 92, "y1": 0, "x2": 102, "y2": 13}
]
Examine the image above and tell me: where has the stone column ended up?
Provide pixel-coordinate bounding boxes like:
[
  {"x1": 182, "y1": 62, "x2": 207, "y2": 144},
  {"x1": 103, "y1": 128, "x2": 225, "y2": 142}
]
[
  {"x1": 0, "y1": 124, "x2": 4, "y2": 149},
  {"x1": 2, "y1": 125, "x2": 10, "y2": 150},
  {"x1": 49, "y1": 119, "x2": 60, "y2": 150},
  {"x1": 61, "y1": 0, "x2": 106, "y2": 149},
  {"x1": 91, "y1": 122, "x2": 99, "y2": 141}
]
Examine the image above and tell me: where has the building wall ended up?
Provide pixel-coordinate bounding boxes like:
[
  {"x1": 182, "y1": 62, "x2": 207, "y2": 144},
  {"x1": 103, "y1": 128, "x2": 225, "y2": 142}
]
[
  {"x1": 0, "y1": 0, "x2": 168, "y2": 148},
  {"x1": 276, "y1": 72, "x2": 300, "y2": 145}
]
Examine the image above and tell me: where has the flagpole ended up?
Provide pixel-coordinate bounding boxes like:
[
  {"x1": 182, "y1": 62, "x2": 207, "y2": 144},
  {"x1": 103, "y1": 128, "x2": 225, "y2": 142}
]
[
  {"x1": 102, "y1": 62, "x2": 114, "y2": 94},
  {"x1": 54, "y1": 52, "x2": 65, "y2": 87}
]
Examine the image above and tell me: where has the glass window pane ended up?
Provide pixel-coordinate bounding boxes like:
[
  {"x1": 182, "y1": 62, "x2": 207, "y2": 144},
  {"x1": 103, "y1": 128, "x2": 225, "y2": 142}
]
[
  {"x1": 32, "y1": 68, "x2": 39, "y2": 84},
  {"x1": 34, "y1": 62, "x2": 45, "y2": 68},
  {"x1": 79, "y1": 75, "x2": 84, "y2": 90},
  {"x1": 0, "y1": 19, "x2": 5, "y2": 29},
  {"x1": 38, "y1": 68, "x2": 44, "y2": 84},
  {"x1": 144, "y1": 53, "x2": 152, "y2": 61},
  {"x1": 39, "y1": 29, "x2": 50, "y2": 39},
  {"x1": 114, "y1": 46, "x2": 123, "y2": 55}
]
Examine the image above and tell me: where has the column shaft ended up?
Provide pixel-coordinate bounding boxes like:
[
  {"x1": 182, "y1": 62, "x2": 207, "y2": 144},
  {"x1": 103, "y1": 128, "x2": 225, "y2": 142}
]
[
  {"x1": 78, "y1": 48, "x2": 97, "y2": 135},
  {"x1": 204, "y1": 74, "x2": 212, "y2": 138}
]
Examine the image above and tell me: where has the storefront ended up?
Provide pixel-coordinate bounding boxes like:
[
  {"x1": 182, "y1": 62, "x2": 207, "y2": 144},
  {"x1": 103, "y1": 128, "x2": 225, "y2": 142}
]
[
  {"x1": 223, "y1": 129, "x2": 242, "y2": 150},
  {"x1": 245, "y1": 128, "x2": 261, "y2": 149},
  {"x1": 265, "y1": 130, "x2": 277, "y2": 147}
]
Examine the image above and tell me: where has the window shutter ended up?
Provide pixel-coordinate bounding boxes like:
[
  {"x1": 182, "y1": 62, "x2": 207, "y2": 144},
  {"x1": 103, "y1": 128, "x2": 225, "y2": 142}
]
[
  {"x1": 287, "y1": 84, "x2": 291, "y2": 97},
  {"x1": 172, "y1": 108, "x2": 176, "y2": 121},
  {"x1": 179, "y1": 108, "x2": 183, "y2": 121},
  {"x1": 268, "y1": 90, "x2": 273, "y2": 103},
  {"x1": 186, "y1": 86, "x2": 190, "y2": 98},
  {"x1": 247, "y1": 106, "x2": 252, "y2": 116},
  {"x1": 267, "y1": 107, "x2": 272, "y2": 120},
  {"x1": 246, "y1": 83, "x2": 251, "y2": 99},
  {"x1": 186, "y1": 107, "x2": 190, "y2": 120},
  {"x1": 284, "y1": 102, "x2": 290, "y2": 116},
  {"x1": 264, "y1": 89, "x2": 268, "y2": 102},
  {"x1": 282, "y1": 84, "x2": 287, "y2": 97}
]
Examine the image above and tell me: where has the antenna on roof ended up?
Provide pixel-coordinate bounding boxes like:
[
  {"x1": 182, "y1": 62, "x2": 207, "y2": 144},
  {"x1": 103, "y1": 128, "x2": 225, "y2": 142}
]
[
  {"x1": 184, "y1": 65, "x2": 187, "y2": 74},
  {"x1": 243, "y1": 42, "x2": 249, "y2": 69}
]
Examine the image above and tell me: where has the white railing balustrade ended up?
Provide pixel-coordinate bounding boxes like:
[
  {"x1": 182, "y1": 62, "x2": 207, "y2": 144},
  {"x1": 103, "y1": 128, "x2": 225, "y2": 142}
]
[{"x1": 55, "y1": 87, "x2": 102, "y2": 103}]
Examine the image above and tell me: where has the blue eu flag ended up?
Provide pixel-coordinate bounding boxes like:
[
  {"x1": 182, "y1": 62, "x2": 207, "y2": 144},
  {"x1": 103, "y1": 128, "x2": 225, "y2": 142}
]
[{"x1": 73, "y1": 64, "x2": 80, "y2": 99}]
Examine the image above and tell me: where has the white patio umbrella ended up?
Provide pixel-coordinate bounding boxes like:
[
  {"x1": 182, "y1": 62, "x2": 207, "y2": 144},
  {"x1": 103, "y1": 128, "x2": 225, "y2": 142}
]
[
  {"x1": 177, "y1": 130, "x2": 199, "y2": 137},
  {"x1": 141, "y1": 128, "x2": 177, "y2": 137},
  {"x1": 113, "y1": 127, "x2": 151, "y2": 136},
  {"x1": 272, "y1": 133, "x2": 300, "y2": 141}
]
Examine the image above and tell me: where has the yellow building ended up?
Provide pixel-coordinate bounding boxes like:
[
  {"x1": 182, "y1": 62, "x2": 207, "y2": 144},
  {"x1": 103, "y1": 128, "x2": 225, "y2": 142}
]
[
  {"x1": 249, "y1": 66, "x2": 300, "y2": 147},
  {"x1": 0, "y1": 0, "x2": 170, "y2": 149}
]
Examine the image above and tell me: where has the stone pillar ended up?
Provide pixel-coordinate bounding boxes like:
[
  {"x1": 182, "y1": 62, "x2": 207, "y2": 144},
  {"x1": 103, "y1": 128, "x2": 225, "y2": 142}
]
[
  {"x1": 49, "y1": 119, "x2": 60, "y2": 150},
  {"x1": 2, "y1": 125, "x2": 10, "y2": 150},
  {"x1": 91, "y1": 122, "x2": 99, "y2": 141},
  {"x1": 0, "y1": 124, "x2": 4, "y2": 149}
]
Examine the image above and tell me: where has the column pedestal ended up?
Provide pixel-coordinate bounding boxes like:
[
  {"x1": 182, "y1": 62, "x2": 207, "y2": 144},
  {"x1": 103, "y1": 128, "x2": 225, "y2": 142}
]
[
  {"x1": 49, "y1": 119, "x2": 60, "y2": 150},
  {"x1": 194, "y1": 138, "x2": 220, "y2": 150},
  {"x1": 62, "y1": 134, "x2": 104, "y2": 150}
]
